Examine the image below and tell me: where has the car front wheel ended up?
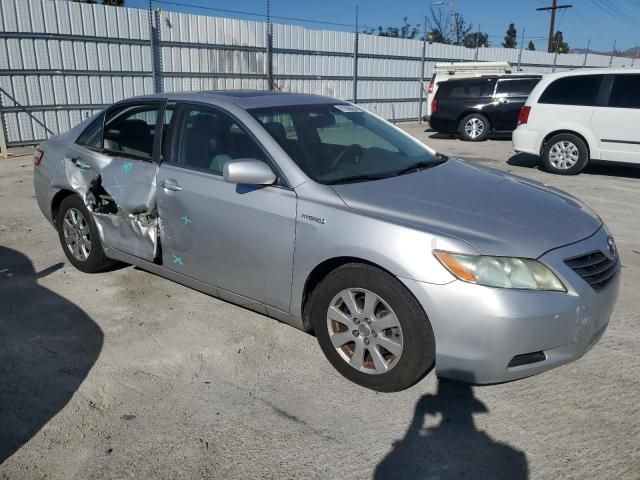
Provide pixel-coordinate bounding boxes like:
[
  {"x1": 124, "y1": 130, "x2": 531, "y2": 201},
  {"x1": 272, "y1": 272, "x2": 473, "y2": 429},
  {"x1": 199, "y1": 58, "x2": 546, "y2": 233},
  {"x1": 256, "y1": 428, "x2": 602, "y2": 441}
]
[
  {"x1": 57, "y1": 194, "x2": 114, "y2": 273},
  {"x1": 309, "y1": 263, "x2": 435, "y2": 392}
]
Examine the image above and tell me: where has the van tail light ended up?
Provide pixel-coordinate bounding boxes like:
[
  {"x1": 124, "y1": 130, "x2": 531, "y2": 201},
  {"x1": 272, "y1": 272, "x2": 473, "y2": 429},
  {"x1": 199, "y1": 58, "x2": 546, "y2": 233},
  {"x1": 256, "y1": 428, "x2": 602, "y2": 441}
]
[
  {"x1": 431, "y1": 99, "x2": 437, "y2": 114},
  {"x1": 517, "y1": 106, "x2": 531, "y2": 126},
  {"x1": 428, "y1": 81, "x2": 434, "y2": 94},
  {"x1": 33, "y1": 148, "x2": 44, "y2": 167}
]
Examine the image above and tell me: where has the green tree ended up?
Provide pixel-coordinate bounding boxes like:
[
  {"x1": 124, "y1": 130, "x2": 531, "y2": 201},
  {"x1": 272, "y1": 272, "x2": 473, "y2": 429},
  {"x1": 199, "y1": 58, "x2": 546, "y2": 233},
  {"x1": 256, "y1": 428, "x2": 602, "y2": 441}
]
[
  {"x1": 527, "y1": 40, "x2": 536, "y2": 51},
  {"x1": 551, "y1": 31, "x2": 569, "y2": 54},
  {"x1": 463, "y1": 31, "x2": 490, "y2": 49},
  {"x1": 363, "y1": 17, "x2": 420, "y2": 39},
  {"x1": 502, "y1": 23, "x2": 517, "y2": 48}
]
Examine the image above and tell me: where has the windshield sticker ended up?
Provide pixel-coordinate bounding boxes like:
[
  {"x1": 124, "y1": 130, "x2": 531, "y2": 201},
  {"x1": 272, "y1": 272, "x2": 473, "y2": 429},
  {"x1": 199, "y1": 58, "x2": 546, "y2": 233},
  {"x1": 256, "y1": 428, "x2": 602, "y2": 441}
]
[{"x1": 334, "y1": 105, "x2": 362, "y2": 113}]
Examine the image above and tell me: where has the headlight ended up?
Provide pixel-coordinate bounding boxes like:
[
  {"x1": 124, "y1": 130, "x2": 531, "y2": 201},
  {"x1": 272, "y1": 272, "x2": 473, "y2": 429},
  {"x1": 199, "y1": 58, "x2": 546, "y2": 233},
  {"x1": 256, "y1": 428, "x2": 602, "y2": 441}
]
[{"x1": 434, "y1": 251, "x2": 566, "y2": 292}]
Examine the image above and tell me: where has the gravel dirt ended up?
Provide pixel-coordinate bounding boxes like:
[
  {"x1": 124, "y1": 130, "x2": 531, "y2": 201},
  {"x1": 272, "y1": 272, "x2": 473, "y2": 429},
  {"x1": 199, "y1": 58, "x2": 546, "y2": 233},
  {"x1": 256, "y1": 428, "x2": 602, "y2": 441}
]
[{"x1": 1, "y1": 128, "x2": 639, "y2": 479}]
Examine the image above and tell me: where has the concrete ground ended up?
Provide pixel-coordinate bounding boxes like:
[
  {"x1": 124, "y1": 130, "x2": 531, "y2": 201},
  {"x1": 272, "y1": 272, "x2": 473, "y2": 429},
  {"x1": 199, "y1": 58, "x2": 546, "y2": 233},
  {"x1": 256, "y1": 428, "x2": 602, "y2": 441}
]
[{"x1": 1, "y1": 128, "x2": 639, "y2": 479}]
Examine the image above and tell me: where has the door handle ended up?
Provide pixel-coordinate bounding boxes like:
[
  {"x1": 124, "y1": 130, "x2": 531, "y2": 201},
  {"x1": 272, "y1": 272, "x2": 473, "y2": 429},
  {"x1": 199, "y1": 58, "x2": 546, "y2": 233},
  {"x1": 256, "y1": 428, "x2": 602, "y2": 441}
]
[
  {"x1": 70, "y1": 157, "x2": 91, "y2": 170},
  {"x1": 497, "y1": 97, "x2": 508, "y2": 104},
  {"x1": 160, "y1": 180, "x2": 182, "y2": 192}
]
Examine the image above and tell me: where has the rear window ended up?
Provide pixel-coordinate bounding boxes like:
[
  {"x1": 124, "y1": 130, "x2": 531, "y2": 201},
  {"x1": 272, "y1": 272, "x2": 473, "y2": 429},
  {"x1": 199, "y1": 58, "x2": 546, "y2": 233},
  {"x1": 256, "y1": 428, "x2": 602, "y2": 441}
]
[
  {"x1": 608, "y1": 74, "x2": 640, "y2": 109},
  {"x1": 438, "y1": 78, "x2": 496, "y2": 99},
  {"x1": 496, "y1": 78, "x2": 540, "y2": 96},
  {"x1": 539, "y1": 75, "x2": 604, "y2": 106}
]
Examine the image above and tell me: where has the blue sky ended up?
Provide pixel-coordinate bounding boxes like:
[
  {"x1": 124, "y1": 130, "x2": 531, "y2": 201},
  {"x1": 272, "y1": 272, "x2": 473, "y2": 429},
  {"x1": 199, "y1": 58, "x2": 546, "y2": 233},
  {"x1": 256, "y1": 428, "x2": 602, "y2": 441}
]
[{"x1": 125, "y1": 0, "x2": 640, "y2": 52}]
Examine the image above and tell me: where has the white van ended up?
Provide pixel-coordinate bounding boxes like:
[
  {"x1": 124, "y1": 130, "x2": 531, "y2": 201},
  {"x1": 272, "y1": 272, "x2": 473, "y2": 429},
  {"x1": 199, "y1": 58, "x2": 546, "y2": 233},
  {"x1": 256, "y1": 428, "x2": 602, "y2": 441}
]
[
  {"x1": 513, "y1": 68, "x2": 640, "y2": 174},
  {"x1": 425, "y1": 61, "x2": 512, "y2": 121}
]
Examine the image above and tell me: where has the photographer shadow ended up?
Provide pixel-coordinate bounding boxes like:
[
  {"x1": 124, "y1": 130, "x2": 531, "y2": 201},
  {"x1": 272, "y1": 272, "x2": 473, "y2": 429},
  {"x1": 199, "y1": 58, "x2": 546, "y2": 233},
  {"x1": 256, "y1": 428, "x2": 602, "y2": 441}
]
[
  {"x1": 375, "y1": 375, "x2": 528, "y2": 479},
  {"x1": 0, "y1": 246, "x2": 103, "y2": 464}
]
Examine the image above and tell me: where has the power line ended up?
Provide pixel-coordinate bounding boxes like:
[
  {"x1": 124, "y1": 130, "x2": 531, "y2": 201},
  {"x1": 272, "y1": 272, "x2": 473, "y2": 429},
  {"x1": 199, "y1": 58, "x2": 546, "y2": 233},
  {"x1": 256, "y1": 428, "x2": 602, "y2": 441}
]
[{"x1": 150, "y1": 0, "x2": 376, "y2": 29}]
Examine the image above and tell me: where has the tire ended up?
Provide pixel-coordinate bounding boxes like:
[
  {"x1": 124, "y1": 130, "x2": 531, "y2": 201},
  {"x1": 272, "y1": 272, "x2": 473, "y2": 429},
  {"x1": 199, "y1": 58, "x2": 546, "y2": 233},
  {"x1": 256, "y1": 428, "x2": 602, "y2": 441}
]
[
  {"x1": 542, "y1": 133, "x2": 589, "y2": 175},
  {"x1": 309, "y1": 263, "x2": 435, "y2": 392},
  {"x1": 459, "y1": 113, "x2": 490, "y2": 142},
  {"x1": 56, "y1": 194, "x2": 114, "y2": 273}
]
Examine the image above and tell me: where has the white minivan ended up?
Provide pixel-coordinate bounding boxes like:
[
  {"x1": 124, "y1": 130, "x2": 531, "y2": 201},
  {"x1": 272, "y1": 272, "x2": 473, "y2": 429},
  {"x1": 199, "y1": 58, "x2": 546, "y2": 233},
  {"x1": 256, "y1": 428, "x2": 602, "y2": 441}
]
[{"x1": 513, "y1": 68, "x2": 640, "y2": 174}]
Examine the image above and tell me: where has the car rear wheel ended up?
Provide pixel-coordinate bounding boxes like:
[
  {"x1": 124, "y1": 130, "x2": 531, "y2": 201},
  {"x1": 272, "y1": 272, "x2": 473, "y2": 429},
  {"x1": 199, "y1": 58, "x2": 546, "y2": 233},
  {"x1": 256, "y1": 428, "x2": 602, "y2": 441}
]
[
  {"x1": 459, "y1": 113, "x2": 489, "y2": 141},
  {"x1": 542, "y1": 133, "x2": 589, "y2": 175},
  {"x1": 309, "y1": 263, "x2": 435, "y2": 392},
  {"x1": 57, "y1": 194, "x2": 114, "y2": 273}
]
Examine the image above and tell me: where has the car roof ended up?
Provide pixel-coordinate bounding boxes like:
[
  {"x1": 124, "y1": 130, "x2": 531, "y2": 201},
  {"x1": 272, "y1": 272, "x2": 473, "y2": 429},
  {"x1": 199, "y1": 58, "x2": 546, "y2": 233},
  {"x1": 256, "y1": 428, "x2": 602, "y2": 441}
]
[
  {"x1": 442, "y1": 74, "x2": 542, "y2": 84},
  {"x1": 128, "y1": 90, "x2": 348, "y2": 109},
  {"x1": 539, "y1": 67, "x2": 640, "y2": 81}
]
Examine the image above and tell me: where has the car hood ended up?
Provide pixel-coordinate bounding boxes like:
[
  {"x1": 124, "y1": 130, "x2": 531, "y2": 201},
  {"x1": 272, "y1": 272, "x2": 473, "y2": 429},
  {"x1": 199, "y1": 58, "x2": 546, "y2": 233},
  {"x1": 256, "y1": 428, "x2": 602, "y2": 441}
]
[{"x1": 330, "y1": 159, "x2": 602, "y2": 258}]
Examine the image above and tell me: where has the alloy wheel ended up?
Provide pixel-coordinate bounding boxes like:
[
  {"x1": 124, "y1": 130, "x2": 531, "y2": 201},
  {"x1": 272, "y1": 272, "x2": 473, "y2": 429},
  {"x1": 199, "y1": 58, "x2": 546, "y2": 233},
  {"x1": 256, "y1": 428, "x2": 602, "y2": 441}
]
[
  {"x1": 464, "y1": 117, "x2": 485, "y2": 139},
  {"x1": 549, "y1": 141, "x2": 579, "y2": 170},
  {"x1": 62, "y1": 208, "x2": 91, "y2": 261},
  {"x1": 326, "y1": 288, "x2": 404, "y2": 375}
]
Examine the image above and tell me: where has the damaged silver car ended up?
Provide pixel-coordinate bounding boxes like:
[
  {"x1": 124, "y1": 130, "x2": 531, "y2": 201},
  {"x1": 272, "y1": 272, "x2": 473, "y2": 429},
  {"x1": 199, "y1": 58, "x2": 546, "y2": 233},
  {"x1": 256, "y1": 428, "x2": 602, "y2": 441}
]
[{"x1": 34, "y1": 92, "x2": 619, "y2": 392}]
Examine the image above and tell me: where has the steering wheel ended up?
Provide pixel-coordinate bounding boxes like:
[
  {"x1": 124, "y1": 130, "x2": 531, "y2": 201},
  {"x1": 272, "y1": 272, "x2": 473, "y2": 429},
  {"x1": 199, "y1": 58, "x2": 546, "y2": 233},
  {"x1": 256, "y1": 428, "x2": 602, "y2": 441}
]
[{"x1": 330, "y1": 144, "x2": 363, "y2": 171}]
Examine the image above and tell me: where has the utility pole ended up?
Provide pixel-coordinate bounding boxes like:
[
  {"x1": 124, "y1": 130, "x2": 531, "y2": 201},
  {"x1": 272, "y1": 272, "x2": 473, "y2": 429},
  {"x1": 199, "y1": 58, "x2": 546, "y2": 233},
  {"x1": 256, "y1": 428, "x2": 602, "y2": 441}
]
[
  {"x1": 516, "y1": 27, "x2": 525, "y2": 70},
  {"x1": 352, "y1": 5, "x2": 359, "y2": 104},
  {"x1": 266, "y1": 0, "x2": 273, "y2": 90},
  {"x1": 418, "y1": 16, "x2": 427, "y2": 124},
  {"x1": 582, "y1": 38, "x2": 590, "y2": 67},
  {"x1": 536, "y1": 1, "x2": 572, "y2": 53},
  {"x1": 609, "y1": 40, "x2": 616, "y2": 67},
  {"x1": 450, "y1": 0, "x2": 457, "y2": 44}
]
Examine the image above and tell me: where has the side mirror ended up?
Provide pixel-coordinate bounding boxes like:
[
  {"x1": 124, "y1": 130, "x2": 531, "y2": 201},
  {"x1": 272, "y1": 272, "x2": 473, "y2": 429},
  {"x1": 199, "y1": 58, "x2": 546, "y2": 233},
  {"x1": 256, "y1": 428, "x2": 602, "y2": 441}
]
[{"x1": 223, "y1": 159, "x2": 276, "y2": 185}]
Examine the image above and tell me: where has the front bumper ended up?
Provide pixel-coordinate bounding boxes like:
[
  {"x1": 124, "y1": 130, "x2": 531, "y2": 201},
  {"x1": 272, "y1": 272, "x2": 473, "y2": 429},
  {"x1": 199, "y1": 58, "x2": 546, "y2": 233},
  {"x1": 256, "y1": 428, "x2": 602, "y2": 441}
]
[{"x1": 401, "y1": 227, "x2": 620, "y2": 384}]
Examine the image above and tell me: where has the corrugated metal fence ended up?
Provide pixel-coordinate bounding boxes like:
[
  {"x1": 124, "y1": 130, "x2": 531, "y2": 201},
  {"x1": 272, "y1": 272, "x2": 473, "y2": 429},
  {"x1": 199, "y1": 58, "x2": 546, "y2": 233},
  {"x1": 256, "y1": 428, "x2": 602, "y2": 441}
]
[{"x1": 0, "y1": 0, "x2": 635, "y2": 148}]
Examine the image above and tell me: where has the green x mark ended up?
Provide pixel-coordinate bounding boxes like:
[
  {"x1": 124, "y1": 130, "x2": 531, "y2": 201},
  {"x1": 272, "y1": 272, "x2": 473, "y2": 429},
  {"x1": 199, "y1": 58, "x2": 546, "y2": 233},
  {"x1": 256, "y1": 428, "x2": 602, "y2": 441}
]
[{"x1": 172, "y1": 255, "x2": 183, "y2": 266}]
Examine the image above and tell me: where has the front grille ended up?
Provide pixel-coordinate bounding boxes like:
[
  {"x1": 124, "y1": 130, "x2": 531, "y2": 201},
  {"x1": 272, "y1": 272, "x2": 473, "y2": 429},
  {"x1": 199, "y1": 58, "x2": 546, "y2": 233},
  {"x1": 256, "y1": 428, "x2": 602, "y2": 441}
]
[{"x1": 565, "y1": 251, "x2": 619, "y2": 290}]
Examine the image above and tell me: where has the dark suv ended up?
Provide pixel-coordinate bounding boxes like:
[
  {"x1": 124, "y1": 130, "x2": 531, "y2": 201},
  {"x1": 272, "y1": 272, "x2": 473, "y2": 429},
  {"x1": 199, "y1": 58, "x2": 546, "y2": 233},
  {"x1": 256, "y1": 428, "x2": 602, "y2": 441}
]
[{"x1": 429, "y1": 75, "x2": 542, "y2": 141}]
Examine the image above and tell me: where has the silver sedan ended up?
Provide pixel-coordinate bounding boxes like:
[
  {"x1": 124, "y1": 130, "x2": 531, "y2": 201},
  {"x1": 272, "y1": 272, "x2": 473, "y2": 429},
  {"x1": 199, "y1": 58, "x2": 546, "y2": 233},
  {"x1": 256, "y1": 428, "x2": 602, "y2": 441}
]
[{"x1": 33, "y1": 91, "x2": 620, "y2": 392}]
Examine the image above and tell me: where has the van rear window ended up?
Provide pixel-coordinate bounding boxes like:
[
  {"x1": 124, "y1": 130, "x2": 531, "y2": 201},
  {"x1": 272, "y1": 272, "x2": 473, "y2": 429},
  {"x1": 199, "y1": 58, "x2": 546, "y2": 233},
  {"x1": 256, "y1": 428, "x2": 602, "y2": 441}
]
[
  {"x1": 438, "y1": 78, "x2": 495, "y2": 99},
  {"x1": 539, "y1": 75, "x2": 604, "y2": 106}
]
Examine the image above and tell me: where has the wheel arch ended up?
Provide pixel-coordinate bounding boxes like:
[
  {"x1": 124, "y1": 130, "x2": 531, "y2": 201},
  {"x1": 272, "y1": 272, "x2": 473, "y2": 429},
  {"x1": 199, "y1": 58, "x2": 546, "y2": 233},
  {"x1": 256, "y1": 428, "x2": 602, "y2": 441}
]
[
  {"x1": 540, "y1": 129, "x2": 593, "y2": 159},
  {"x1": 300, "y1": 256, "x2": 399, "y2": 332},
  {"x1": 457, "y1": 110, "x2": 491, "y2": 129},
  {"x1": 51, "y1": 189, "x2": 76, "y2": 227}
]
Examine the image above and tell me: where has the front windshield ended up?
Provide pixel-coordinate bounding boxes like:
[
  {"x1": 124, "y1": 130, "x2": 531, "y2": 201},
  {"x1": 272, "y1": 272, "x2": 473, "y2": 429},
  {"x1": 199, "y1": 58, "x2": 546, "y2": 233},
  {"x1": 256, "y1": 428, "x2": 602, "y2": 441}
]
[{"x1": 250, "y1": 104, "x2": 443, "y2": 184}]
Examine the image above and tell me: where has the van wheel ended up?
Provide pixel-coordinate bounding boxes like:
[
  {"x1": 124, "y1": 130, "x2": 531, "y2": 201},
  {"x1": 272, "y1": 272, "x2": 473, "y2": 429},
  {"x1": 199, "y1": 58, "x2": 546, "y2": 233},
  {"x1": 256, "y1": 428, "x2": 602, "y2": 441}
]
[
  {"x1": 542, "y1": 133, "x2": 589, "y2": 175},
  {"x1": 56, "y1": 195, "x2": 114, "y2": 273},
  {"x1": 459, "y1": 114, "x2": 489, "y2": 141},
  {"x1": 309, "y1": 263, "x2": 435, "y2": 392}
]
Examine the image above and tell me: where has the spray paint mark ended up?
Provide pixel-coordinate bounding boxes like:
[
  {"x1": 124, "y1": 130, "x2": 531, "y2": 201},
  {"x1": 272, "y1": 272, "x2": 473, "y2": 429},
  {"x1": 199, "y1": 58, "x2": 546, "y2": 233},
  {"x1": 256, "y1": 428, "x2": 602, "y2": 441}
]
[
  {"x1": 59, "y1": 158, "x2": 65, "y2": 168},
  {"x1": 121, "y1": 161, "x2": 134, "y2": 174},
  {"x1": 172, "y1": 255, "x2": 183, "y2": 266},
  {"x1": 103, "y1": 245, "x2": 109, "y2": 253},
  {"x1": 181, "y1": 213, "x2": 192, "y2": 225},
  {"x1": 111, "y1": 178, "x2": 124, "y2": 191}
]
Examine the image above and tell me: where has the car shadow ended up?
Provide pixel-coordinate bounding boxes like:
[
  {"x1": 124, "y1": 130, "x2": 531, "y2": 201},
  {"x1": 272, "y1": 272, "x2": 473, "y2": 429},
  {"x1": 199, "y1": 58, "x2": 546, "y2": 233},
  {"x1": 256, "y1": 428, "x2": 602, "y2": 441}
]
[
  {"x1": 374, "y1": 376, "x2": 528, "y2": 480},
  {"x1": 0, "y1": 246, "x2": 103, "y2": 464},
  {"x1": 508, "y1": 153, "x2": 640, "y2": 179},
  {"x1": 428, "y1": 132, "x2": 513, "y2": 142}
]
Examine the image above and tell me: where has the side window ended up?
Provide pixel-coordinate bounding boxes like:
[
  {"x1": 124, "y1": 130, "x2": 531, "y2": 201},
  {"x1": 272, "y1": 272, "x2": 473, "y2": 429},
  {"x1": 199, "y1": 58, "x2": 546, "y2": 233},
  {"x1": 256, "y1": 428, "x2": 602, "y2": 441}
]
[
  {"x1": 76, "y1": 113, "x2": 104, "y2": 150},
  {"x1": 254, "y1": 112, "x2": 299, "y2": 141},
  {"x1": 103, "y1": 103, "x2": 161, "y2": 161},
  {"x1": 608, "y1": 74, "x2": 640, "y2": 109},
  {"x1": 539, "y1": 75, "x2": 604, "y2": 106},
  {"x1": 441, "y1": 79, "x2": 495, "y2": 98},
  {"x1": 314, "y1": 112, "x2": 398, "y2": 152},
  {"x1": 172, "y1": 105, "x2": 266, "y2": 174},
  {"x1": 496, "y1": 79, "x2": 540, "y2": 97}
]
